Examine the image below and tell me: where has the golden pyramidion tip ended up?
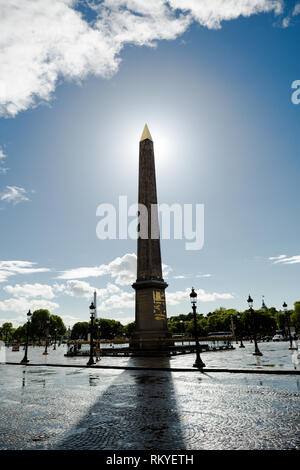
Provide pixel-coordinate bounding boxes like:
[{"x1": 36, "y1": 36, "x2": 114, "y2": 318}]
[{"x1": 140, "y1": 124, "x2": 153, "y2": 142}]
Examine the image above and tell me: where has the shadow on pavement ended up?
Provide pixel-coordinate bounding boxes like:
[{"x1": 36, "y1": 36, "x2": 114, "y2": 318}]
[{"x1": 54, "y1": 356, "x2": 186, "y2": 450}]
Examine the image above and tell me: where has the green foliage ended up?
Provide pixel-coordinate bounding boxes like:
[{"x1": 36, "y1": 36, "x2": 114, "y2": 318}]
[
  {"x1": 8, "y1": 310, "x2": 67, "y2": 344},
  {"x1": 97, "y1": 319, "x2": 123, "y2": 339},
  {"x1": 49, "y1": 314, "x2": 66, "y2": 337},
  {"x1": 71, "y1": 322, "x2": 89, "y2": 340},
  {"x1": 123, "y1": 321, "x2": 136, "y2": 337},
  {"x1": 4, "y1": 300, "x2": 300, "y2": 346},
  {"x1": 185, "y1": 318, "x2": 208, "y2": 336},
  {"x1": 168, "y1": 306, "x2": 282, "y2": 338},
  {"x1": 13, "y1": 324, "x2": 28, "y2": 343},
  {"x1": 30, "y1": 309, "x2": 51, "y2": 341},
  {"x1": 71, "y1": 318, "x2": 124, "y2": 340},
  {"x1": 291, "y1": 302, "x2": 300, "y2": 332},
  {"x1": 0, "y1": 322, "x2": 14, "y2": 342},
  {"x1": 275, "y1": 311, "x2": 286, "y2": 330}
]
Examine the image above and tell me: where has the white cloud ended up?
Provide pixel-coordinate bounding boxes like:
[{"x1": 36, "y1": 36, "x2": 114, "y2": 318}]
[
  {"x1": 55, "y1": 278, "x2": 126, "y2": 305},
  {"x1": 60, "y1": 280, "x2": 96, "y2": 299},
  {"x1": 162, "y1": 264, "x2": 172, "y2": 279},
  {"x1": 56, "y1": 279, "x2": 111, "y2": 299},
  {"x1": 57, "y1": 265, "x2": 107, "y2": 280},
  {"x1": 0, "y1": 186, "x2": 30, "y2": 205},
  {"x1": 269, "y1": 254, "x2": 300, "y2": 265},
  {"x1": 0, "y1": 0, "x2": 282, "y2": 117},
  {"x1": 100, "y1": 291, "x2": 135, "y2": 310},
  {"x1": 60, "y1": 314, "x2": 82, "y2": 327},
  {"x1": 293, "y1": 3, "x2": 300, "y2": 16},
  {"x1": 107, "y1": 253, "x2": 137, "y2": 285},
  {"x1": 57, "y1": 253, "x2": 136, "y2": 284},
  {"x1": 169, "y1": 0, "x2": 283, "y2": 29},
  {"x1": 282, "y1": 16, "x2": 290, "y2": 27},
  {"x1": 0, "y1": 147, "x2": 8, "y2": 175},
  {"x1": 0, "y1": 297, "x2": 59, "y2": 314},
  {"x1": 269, "y1": 254, "x2": 287, "y2": 261},
  {"x1": 58, "y1": 252, "x2": 172, "y2": 286},
  {"x1": 3, "y1": 283, "x2": 55, "y2": 299},
  {"x1": 0, "y1": 315, "x2": 30, "y2": 328},
  {"x1": 166, "y1": 288, "x2": 234, "y2": 305},
  {"x1": 54, "y1": 278, "x2": 134, "y2": 313},
  {"x1": 0, "y1": 261, "x2": 50, "y2": 283},
  {"x1": 196, "y1": 273, "x2": 212, "y2": 278}
]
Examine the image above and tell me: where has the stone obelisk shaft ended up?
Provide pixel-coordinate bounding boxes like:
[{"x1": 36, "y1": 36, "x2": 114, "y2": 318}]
[
  {"x1": 137, "y1": 135, "x2": 163, "y2": 281},
  {"x1": 132, "y1": 125, "x2": 171, "y2": 348}
]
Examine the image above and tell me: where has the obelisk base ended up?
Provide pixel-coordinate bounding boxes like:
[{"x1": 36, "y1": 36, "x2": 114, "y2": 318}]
[
  {"x1": 131, "y1": 279, "x2": 173, "y2": 351},
  {"x1": 130, "y1": 329, "x2": 173, "y2": 352}
]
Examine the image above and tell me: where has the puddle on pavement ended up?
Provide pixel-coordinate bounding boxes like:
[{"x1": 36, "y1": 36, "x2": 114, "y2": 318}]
[
  {"x1": 66, "y1": 370, "x2": 84, "y2": 376},
  {"x1": 31, "y1": 433, "x2": 49, "y2": 442},
  {"x1": 89, "y1": 375, "x2": 100, "y2": 386},
  {"x1": 28, "y1": 412, "x2": 44, "y2": 419}
]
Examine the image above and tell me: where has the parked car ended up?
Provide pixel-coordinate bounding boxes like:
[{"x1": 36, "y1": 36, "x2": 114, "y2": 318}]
[{"x1": 272, "y1": 334, "x2": 284, "y2": 342}]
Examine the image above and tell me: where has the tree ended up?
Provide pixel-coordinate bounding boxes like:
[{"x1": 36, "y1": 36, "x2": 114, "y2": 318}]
[
  {"x1": 71, "y1": 322, "x2": 89, "y2": 340},
  {"x1": 97, "y1": 319, "x2": 123, "y2": 339},
  {"x1": 123, "y1": 322, "x2": 136, "y2": 338},
  {"x1": 185, "y1": 318, "x2": 208, "y2": 336},
  {"x1": 13, "y1": 324, "x2": 27, "y2": 343},
  {"x1": 291, "y1": 302, "x2": 300, "y2": 332},
  {"x1": 0, "y1": 322, "x2": 14, "y2": 342},
  {"x1": 275, "y1": 311, "x2": 286, "y2": 331},
  {"x1": 30, "y1": 309, "x2": 51, "y2": 343},
  {"x1": 255, "y1": 310, "x2": 276, "y2": 336},
  {"x1": 49, "y1": 315, "x2": 66, "y2": 338}
]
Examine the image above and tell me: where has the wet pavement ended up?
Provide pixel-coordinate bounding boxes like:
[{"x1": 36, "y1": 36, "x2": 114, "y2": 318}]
[
  {"x1": 0, "y1": 342, "x2": 299, "y2": 450},
  {"x1": 4, "y1": 340, "x2": 300, "y2": 370}
]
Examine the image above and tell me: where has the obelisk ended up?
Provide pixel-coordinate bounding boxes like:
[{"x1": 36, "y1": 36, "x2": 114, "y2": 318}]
[{"x1": 131, "y1": 124, "x2": 171, "y2": 349}]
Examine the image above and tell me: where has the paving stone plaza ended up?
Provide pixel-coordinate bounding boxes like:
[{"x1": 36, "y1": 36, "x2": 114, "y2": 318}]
[{"x1": 1, "y1": 342, "x2": 299, "y2": 450}]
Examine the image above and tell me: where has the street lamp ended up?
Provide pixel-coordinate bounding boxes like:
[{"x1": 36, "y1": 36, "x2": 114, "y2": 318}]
[
  {"x1": 234, "y1": 316, "x2": 238, "y2": 344},
  {"x1": 247, "y1": 295, "x2": 262, "y2": 356},
  {"x1": 180, "y1": 320, "x2": 184, "y2": 345},
  {"x1": 43, "y1": 318, "x2": 50, "y2": 355},
  {"x1": 20, "y1": 310, "x2": 32, "y2": 364},
  {"x1": 87, "y1": 302, "x2": 96, "y2": 366},
  {"x1": 95, "y1": 319, "x2": 101, "y2": 362},
  {"x1": 190, "y1": 288, "x2": 205, "y2": 369},
  {"x1": 53, "y1": 328, "x2": 57, "y2": 350},
  {"x1": 237, "y1": 313, "x2": 245, "y2": 348},
  {"x1": 283, "y1": 302, "x2": 296, "y2": 350}
]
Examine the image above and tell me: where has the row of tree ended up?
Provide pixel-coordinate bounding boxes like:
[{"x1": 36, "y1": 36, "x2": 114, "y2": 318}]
[
  {"x1": 167, "y1": 302, "x2": 300, "y2": 338},
  {"x1": 70, "y1": 319, "x2": 124, "y2": 341},
  {"x1": 0, "y1": 309, "x2": 66, "y2": 343},
  {"x1": 1, "y1": 302, "x2": 299, "y2": 343}
]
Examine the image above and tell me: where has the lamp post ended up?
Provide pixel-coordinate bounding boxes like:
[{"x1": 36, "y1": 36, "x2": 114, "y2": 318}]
[
  {"x1": 20, "y1": 310, "x2": 32, "y2": 364},
  {"x1": 43, "y1": 318, "x2": 50, "y2": 355},
  {"x1": 247, "y1": 295, "x2": 262, "y2": 356},
  {"x1": 180, "y1": 320, "x2": 184, "y2": 345},
  {"x1": 53, "y1": 328, "x2": 57, "y2": 350},
  {"x1": 237, "y1": 313, "x2": 245, "y2": 348},
  {"x1": 95, "y1": 319, "x2": 101, "y2": 362},
  {"x1": 230, "y1": 314, "x2": 235, "y2": 338},
  {"x1": 283, "y1": 302, "x2": 296, "y2": 350},
  {"x1": 87, "y1": 302, "x2": 96, "y2": 366},
  {"x1": 234, "y1": 316, "x2": 238, "y2": 344},
  {"x1": 190, "y1": 288, "x2": 205, "y2": 369}
]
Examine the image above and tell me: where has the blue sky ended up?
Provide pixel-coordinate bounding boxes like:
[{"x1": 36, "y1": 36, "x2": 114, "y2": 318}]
[{"x1": 0, "y1": 0, "x2": 300, "y2": 328}]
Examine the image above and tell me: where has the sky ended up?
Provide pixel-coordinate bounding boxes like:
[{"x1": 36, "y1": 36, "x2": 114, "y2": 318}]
[{"x1": 0, "y1": 0, "x2": 300, "y2": 328}]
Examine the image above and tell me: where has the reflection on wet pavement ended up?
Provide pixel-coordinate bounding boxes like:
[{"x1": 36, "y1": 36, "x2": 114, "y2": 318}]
[{"x1": 0, "y1": 342, "x2": 299, "y2": 450}]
